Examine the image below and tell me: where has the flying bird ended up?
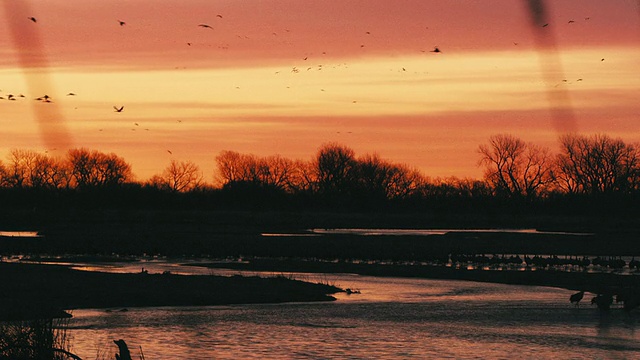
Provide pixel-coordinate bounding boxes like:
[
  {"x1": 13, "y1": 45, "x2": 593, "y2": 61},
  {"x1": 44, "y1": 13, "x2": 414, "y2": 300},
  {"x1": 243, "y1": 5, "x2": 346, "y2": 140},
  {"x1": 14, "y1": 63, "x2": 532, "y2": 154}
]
[
  {"x1": 216, "y1": 14, "x2": 223, "y2": 18},
  {"x1": 167, "y1": 150, "x2": 173, "y2": 154},
  {"x1": 198, "y1": 24, "x2": 213, "y2": 29},
  {"x1": 430, "y1": 46, "x2": 441, "y2": 53},
  {"x1": 567, "y1": 20, "x2": 575, "y2": 24},
  {"x1": 66, "y1": 92, "x2": 76, "y2": 96},
  {"x1": 113, "y1": 105, "x2": 124, "y2": 112},
  {"x1": 118, "y1": 20, "x2": 126, "y2": 26},
  {"x1": 28, "y1": 17, "x2": 37, "y2": 23}
]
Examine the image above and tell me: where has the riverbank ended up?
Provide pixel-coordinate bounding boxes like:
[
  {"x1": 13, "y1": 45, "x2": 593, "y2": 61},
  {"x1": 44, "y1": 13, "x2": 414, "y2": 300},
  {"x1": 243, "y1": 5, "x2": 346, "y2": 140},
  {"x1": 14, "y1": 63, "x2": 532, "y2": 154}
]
[
  {"x1": 194, "y1": 258, "x2": 640, "y2": 305},
  {"x1": 0, "y1": 262, "x2": 341, "y2": 321},
  {"x1": 3, "y1": 208, "x2": 640, "y2": 257}
]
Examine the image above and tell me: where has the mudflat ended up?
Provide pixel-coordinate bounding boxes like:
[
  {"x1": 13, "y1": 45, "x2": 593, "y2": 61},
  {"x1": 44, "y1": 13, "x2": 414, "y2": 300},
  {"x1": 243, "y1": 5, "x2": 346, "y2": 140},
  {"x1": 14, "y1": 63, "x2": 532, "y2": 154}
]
[{"x1": 0, "y1": 262, "x2": 341, "y2": 321}]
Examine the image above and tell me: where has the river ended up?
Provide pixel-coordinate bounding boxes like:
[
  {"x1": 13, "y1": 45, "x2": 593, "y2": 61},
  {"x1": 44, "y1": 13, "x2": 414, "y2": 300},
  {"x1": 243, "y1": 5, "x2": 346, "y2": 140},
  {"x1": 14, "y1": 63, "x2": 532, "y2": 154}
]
[{"x1": 58, "y1": 259, "x2": 640, "y2": 359}]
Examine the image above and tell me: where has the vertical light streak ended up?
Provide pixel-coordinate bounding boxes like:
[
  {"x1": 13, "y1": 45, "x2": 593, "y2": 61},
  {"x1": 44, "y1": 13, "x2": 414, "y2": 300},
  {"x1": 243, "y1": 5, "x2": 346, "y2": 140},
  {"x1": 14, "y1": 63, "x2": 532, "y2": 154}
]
[
  {"x1": 523, "y1": 0, "x2": 577, "y2": 133},
  {"x1": 3, "y1": 1, "x2": 72, "y2": 150}
]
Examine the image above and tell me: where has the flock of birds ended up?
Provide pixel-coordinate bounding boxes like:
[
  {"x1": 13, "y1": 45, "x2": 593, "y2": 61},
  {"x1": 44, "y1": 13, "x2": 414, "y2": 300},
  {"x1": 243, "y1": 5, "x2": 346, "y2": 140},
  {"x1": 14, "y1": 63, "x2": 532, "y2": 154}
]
[
  {"x1": 570, "y1": 290, "x2": 640, "y2": 312},
  {"x1": 2, "y1": 10, "x2": 601, "y2": 158},
  {"x1": 450, "y1": 254, "x2": 637, "y2": 270}
]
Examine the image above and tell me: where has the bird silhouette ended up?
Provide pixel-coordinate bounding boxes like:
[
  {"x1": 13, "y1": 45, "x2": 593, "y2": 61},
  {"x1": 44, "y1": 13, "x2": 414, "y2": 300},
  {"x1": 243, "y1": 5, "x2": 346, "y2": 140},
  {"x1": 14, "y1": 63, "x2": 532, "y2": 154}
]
[
  {"x1": 570, "y1": 291, "x2": 585, "y2": 306},
  {"x1": 28, "y1": 17, "x2": 37, "y2": 23},
  {"x1": 113, "y1": 105, "x2": 124, "y2": 112},
  {"x1": 216, "y1": 14, "x2": 223, "y2": 18},
  {"x1": 167, "y1": 150, "x2": 173, "y2": 154},
  {"x1": 66, "y1": 92, "x2": 76, "y2": 96},
  {"x1": 118, "y1": 20, "x2": 126, "y2": 26},
  {"x1": 198, "y1": 24, "x2": 213, "y2": 29},
  {"x1": 430, "y1": 46, "x2": 441, "y2": 53}
]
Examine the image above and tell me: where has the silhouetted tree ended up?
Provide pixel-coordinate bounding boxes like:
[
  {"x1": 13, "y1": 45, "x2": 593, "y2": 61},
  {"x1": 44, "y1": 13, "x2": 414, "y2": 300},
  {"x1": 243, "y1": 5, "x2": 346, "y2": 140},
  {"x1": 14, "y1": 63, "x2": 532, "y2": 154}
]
[
  {"x1": 215, "y1": 151, "x2": 298, "y2": 192},
  {"x1": 354, "y1": 154, "x2": 425, "y2": 200},
  {"x1": 4, "y1": 149, "x2": 38, "y2": 188},
  {"x1": 260, "y1": 155, "x2": 295, "y2": 191},
  {"x1": 150, "y1": 160, "x2": 204, "y2": 192},
  {"x1": 478, "y1": 134, "x2": 554, "y2": 199},
  {"x1": 287, "y1": 159, "x2": 317, "y2": 193},
  {"x1": 31, "y1": 154, "x2": 70, "y2": 189},
  {"x1": 67, "y1": 148, "x2": 132, "y2": 189},
  {"x1": 215, "y1": 150, "x2": 259, "y2": 185},
  {"x1": 0, "y1": 159, "x2": 7, "y2": 187},
  {"x1": 556, "y1": 134, "x2": 640, "y2": 194},
  {"x1": 315, "y1": 143, "x2": 357, "y2": 196}
]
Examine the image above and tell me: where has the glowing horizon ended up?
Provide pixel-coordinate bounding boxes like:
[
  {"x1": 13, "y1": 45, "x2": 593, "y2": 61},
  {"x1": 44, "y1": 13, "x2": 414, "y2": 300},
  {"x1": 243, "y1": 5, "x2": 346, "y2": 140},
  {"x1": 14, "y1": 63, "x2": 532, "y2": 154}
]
[{"x1": 1, "y1": 1, "x2": 638, "y2": 182}]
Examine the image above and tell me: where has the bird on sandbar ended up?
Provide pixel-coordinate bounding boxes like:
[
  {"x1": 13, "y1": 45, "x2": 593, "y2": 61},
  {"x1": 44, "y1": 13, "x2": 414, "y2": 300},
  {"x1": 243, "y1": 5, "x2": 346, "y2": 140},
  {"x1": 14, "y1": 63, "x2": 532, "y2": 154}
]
[
  {"x1": 570, "y1": 291, "x2": 585, "y2": 306},
  {"x1": 113, "y1": 105, "x2": 124, "y2": 112}
]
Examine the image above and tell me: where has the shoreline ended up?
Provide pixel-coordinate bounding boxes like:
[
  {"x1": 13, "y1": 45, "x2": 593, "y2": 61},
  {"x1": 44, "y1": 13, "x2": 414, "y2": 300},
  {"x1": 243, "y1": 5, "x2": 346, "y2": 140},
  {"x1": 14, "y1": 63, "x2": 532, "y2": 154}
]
[
  {"x1": 193, "y1": 258, "x2": 640, "y2": 301},
  {"x1": 0, "y1": 262, "x2": 341, "y2": 321}
]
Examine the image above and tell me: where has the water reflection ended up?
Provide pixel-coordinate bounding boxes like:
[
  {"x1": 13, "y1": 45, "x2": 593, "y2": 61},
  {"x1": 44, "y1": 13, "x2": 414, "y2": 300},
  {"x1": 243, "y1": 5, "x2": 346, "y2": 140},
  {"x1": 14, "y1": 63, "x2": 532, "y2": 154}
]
[{"x1": 58, "y1": 260, "x2": 640, "y2": 359}]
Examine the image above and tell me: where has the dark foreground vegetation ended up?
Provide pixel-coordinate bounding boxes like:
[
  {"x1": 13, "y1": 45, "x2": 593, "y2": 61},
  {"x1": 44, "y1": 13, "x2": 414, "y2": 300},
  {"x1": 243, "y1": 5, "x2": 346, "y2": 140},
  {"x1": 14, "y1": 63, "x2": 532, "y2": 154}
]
[{"x1": 0, "y1": 262, "x2": 339, "y2": 359}]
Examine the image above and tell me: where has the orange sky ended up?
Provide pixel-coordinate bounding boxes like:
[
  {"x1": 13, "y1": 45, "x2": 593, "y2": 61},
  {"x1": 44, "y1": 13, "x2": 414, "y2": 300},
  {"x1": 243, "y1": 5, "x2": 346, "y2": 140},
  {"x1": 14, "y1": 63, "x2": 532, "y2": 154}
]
[{"x1": 0, "y1": 0, "x2": 639, "y2": 182}]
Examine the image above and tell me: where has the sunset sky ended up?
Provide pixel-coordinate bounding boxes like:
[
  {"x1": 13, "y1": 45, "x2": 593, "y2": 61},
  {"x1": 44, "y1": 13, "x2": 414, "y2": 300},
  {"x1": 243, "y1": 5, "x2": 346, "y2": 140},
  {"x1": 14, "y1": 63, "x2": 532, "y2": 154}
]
[{"x1": 0, "y1": 0, "x2": 638, "y2": 182}]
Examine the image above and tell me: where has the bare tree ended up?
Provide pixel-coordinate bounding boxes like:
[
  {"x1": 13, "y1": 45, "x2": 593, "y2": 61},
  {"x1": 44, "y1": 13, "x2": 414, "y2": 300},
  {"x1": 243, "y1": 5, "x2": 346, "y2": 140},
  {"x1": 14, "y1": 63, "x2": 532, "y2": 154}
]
[
  {"x1": 31, "y1": 154, "x2": 70, "y2": 189},
  {"x1": 0, "y1": 160, "x2": 7, "y2": 187},
  {"x1": 287, "y1": 159, "x2": 317, "y2": 193},
  {"x1": 5, "y1": 149, "x2": 38, "y2": 188},
  {"x1": 315, "y1": 143, "x2": 356, "y2": 195},
  {"x1": 215, "y1": 150, "x2": 259, "y2": 186},
  {"x1": 155, "y1": 160, "x2": 204, "y2": 192},
  {"x1": 478, "y1": 134, "x2": 554, "y2": 199},
  {"x1": 556, "y1": 134, "x2": 640, "y2": 194},
  {"x1": 259, "y1": 155, "x2": 295, "y2": 190},
  {"x1": 67, "y1": 148, "x2": 132, "y2": 188},
  {"x1": 215, "y1": 151, "x2": 298, "y2": 191},
  {"x1": 354, "y1": 154, "x2": 425, "y2": 200}
]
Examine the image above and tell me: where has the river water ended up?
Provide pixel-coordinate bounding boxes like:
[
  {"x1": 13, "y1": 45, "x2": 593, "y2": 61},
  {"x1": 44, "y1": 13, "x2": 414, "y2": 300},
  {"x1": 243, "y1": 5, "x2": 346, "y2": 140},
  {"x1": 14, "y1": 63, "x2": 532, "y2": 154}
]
[{"x1": 59, "y1": 260, "x2": 640, "y2": 359}]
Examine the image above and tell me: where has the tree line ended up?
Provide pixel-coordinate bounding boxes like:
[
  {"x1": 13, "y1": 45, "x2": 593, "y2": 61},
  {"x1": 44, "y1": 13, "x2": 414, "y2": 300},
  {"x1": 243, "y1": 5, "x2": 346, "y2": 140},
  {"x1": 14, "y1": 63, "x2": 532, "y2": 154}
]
[{"x1": 1, "y1": 133, "x2": 639, "y2": 212}]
